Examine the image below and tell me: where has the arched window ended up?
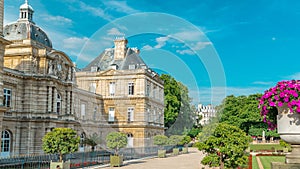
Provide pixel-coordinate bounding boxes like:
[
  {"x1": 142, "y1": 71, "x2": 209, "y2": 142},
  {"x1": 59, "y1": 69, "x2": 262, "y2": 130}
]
[
  {"x1": 127, "y1": 133, "x2": 134, "y2": 148},
  {"x1": 79, "y1": 133, "x2": 86, "y2": 152},
  {"x1": 1, "y1": 130, "x2": 11, "y2": 157},
  {"x1": 56, "y1": 93, "x2": 61, "y2": 114}
]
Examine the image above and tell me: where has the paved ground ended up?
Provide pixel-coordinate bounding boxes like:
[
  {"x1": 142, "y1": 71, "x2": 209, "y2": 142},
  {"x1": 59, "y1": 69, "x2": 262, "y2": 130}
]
[{"x1": 93, "y1": 148, "x2": 209, "y2": 169}]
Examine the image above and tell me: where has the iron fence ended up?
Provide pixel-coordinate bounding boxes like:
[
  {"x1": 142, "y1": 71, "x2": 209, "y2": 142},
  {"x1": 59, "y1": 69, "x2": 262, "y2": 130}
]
[{"x1": 0, "y1": 145, "x2": 177, "y2": 169}]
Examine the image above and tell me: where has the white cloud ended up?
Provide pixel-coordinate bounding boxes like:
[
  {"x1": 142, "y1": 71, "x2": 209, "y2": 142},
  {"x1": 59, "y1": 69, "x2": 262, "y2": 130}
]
[
  {"x1": 154, "y1": 36, "x2": 169, "y2": 49},
  {"x1": 104, "y1": 1, "x2": 139, "y2": 14},
  {"x1": 79, "y1": 2, "x2": 113, "y2": 21},
  {"x1": 171, "y1": 31, "x2": 204, "y2": 41},
  {"x1": 63, "y1": 37, "x2": 89, "y2": 50},
  {"x1": 192, "y1": 42, "x2": 212, "y2": 50},
  {"x1": 142, "y1": 45, "x2": 153, "y2": 50},
  {"x1": 107, "y1": 28, "x2": 124, "y2": 36},
  {"x1": 42, "y1": 15, "x2": 72, "y2": 25},
  {"x1": 176, "y1": 49, "x2": 194, "y2": 55},
  {"x1": 287, "y1": 72, "x2": 300, "y2": 80}
]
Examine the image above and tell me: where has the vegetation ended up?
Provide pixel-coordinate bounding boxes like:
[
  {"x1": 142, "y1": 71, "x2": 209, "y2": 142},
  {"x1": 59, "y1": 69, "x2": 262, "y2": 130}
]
[
  {"x1": 259, "y1": 156, "x2": 285, "y2": 169},
  {"x1": 160, "y1": 74, "x2": 194, "y2": 135},
  {"x1": 252, "y1": 156, "x2": 259, "y2": 169},
  {"x1": 83, "y1": 133, "x2": 102, "y2": 151},
  {"x1": 106, "y1": 132, "x2": 127, "y2": 155},
  {"x1": 42, "y1": 128, "x2": 80, "y2": 162},
  {"x1": 168, "y1": 135, "x2": 183, "y2": 146},
  {"x1": 179, "y1": 135, "x2": 191, "y2": 146},
  {"x1": 153, "y1": 135, "x2": 168, "y2": 149},
  {"x1": 249, "y1": 144, "x2": 290, "y2": 152},
  {"x1": 197, "y1": 123, "x2": 251, "y2": 169}
]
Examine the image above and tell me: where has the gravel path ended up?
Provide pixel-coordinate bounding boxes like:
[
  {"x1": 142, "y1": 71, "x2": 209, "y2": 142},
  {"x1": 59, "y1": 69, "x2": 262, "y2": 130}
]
[{"x1": 93, "y1": 148, "x2": 208, "y2": 169}]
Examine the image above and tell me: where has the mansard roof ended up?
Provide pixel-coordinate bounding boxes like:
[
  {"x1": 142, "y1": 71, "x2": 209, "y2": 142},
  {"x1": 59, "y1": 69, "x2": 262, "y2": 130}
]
[{"x1": 82, "y1": 47, "x2": 147, "y2": 72}]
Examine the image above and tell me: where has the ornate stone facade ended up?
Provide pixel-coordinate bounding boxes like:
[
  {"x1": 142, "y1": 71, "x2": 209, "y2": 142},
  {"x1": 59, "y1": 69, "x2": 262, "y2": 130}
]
[{"x1": 0, "y1": 1, "x2": 164, "y2": 157}]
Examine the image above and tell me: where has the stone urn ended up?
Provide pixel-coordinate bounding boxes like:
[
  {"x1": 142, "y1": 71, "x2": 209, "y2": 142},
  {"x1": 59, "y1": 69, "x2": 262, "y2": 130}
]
[{"x1": 277, "y1": 105, "x2": 300, "y2": 164}]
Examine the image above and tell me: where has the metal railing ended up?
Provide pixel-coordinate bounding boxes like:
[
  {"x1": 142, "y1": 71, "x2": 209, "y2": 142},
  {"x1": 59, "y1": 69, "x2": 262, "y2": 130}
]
[{"x1": 0, "y1": 145, "x2": 177, "y2": 169}]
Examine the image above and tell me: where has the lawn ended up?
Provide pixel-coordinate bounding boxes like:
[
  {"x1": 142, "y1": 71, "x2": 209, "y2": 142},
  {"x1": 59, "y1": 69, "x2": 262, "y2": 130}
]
[
  {"x1": 259, "y1": 156, "x2": 285, "y2": 169},
  {"x1": 249, "y1": 144, "x2": 289, "y2": 152},
  {"x1": 252, "y1": 155, "x2": 259, "y2": 169}
]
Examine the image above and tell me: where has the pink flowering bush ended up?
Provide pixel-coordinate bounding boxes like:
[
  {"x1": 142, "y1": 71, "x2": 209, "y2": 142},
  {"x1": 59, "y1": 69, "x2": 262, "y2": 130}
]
[{"x1": 258, "y1": 80, "x2": 300, "y2": 129}]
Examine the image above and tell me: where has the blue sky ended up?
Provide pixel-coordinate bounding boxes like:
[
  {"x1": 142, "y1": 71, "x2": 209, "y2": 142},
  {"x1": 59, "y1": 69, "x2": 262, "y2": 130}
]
[{"x1": 4, "y1": 0, "x2": 300, "y2": 105}]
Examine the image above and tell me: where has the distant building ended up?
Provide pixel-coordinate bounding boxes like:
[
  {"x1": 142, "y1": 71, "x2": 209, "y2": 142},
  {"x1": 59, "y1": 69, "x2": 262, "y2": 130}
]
[
  {"x1": 0, "y1": 0, "x2": 164, "y2": 157},
  {"x1": 195, "y1": 103, "x2": 216, "y2": 126}
]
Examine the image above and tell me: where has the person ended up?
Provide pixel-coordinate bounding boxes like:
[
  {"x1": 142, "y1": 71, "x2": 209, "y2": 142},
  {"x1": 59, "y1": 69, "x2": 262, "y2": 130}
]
[{"x1": 56, "y1": 165, "x2": 61, "y2": 169}]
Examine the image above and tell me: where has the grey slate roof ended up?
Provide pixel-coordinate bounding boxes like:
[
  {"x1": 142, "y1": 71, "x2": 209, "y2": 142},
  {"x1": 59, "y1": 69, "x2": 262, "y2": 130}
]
[
  {"x1": 82, "y1": 48, "x2": 147, "y2": 72},
  {"x1": 4, "y1": 21, "x2": 52, "y2": 48}
]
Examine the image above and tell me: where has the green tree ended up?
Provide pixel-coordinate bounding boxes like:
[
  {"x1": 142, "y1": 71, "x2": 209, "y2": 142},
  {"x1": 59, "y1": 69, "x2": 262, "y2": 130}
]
[
  {"x1": 42, "y1": 128, "x2": 80, "y2": 162},
  {"x1": 84, "y1": 133, "x2": 102, "y2": 151},
  {"x1": 160, "y1": 74, "x2": 194, "y2": 135},
  {"x1": 197, "y1": 122, "x2": 218, "y2": 142},
  {"x1": 197, "y1": 123, "x2": 251, "y2": 169},
  {"x1": 217, "y1": 94, "x2": 264, "y2": 134},
  {"x1": 153, "y1": 135, "x2": 168, "y2": 149},
  {"x1": 179, "y1": 135, "x2": 192, "y2": 146},
  {"x1": 167, "y1": 135, "x2": 183, "y2": 145},
  {"x1": 106, "y1": 132, "x2": 127, "y2": 155}
]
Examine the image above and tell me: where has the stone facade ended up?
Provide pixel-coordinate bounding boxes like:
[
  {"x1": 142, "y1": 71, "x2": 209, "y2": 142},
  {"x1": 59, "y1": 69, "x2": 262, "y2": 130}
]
[
  {"x1": 0, "y1": 1, "x2": 164, "y2": 157},
  {"x1": 195, "y1": 103, "x2": 216, "y2": 126}
]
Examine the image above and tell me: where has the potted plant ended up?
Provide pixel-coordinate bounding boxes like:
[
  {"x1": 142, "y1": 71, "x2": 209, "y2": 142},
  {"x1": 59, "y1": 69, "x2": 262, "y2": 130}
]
[
  {"x1": 259, "y1": 80, "x2": 300, "y2": 163},
  {"x1": 153, "y1": 135, "x2": 168, "y2": 158},
  {"x1": 179, "y1": 135, "x2": 191, "y2": 154},
  {"x1": 106, "y1": 132, "x2": 127, "y2": 167},
  {"x1": 83, "y1": 133, "x2": 101, "y2": 152},
  {"x1": 42, "y1": 128, "x2": 80, "y2": 169},
  {"x1": 168, "y1": 135, "x2": 183, "y2": 156}
]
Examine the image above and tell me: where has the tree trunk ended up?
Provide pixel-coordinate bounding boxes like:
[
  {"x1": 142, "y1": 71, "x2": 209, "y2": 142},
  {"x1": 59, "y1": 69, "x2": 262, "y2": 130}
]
[
  {"x1": 59, "y1": 153, "x2": 63, "y2": 162},
  {"x1": 220, "y1": 154, "x2": 224, "y2": 169}
]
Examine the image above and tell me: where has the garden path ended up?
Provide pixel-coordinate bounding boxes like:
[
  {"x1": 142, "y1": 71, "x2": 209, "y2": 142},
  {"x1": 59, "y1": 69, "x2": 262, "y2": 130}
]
[
  {"x1": 256, "y1": 156, "x2": 264, "y2": 169},
  {"x1": 92, "y1": 147, "x2": 208, "y2": 169}
]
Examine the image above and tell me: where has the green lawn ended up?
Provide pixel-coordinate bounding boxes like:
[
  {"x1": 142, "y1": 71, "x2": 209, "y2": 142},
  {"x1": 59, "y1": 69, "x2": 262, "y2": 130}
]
[
  {"x1": 252, "y1": 155, "x2": 259, "y2": 169},
  {"x1": 259, "y1": 156, "x2": 285, "y2": 169},
  {"x1": 250, "y1": 144, "x2": 290, "y2": 152}
]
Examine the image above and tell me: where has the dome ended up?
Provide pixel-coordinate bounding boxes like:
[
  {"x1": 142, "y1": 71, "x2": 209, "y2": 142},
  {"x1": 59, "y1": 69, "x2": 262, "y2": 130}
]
[
  {"x1": 20, "y1": 3, "x2": 33, "y2": 11},
  {"x1": 3, "y1": 22, "x2": 52, "y2": 48}
]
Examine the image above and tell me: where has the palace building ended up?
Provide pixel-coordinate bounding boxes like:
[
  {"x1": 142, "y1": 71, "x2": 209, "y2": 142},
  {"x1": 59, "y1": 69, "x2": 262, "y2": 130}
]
[{"x1": 0, "y1": 0, "x2": 164, "y2": 157}]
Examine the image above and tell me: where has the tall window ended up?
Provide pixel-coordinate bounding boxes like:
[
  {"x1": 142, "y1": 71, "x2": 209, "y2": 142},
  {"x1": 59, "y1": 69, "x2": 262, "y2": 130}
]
[
  {"x1": 1, "y1": 130, "x2": 10, "y2": 157},
  {"x1": 108, "y1": 107, "x2": 115, "y2": 122},
  {"x1": 90, "y1": 83, "x2": 96, "y2": 93},
  {"x1": 146, "y1": 82, "x2": 150, "y2": 96},
  {"x1": 109, "y1": 82, "x2": 115, "y2": 96},
  {"x1": 127, "y1": 133, "x2": 134, "y2": 148},
  {"x1": 3, "y1": 89, "x2": 11, "y2": 107},
  {"x1": 93, "y1": 106, "x2": 97, "y2": 120},
  {"x1": 128, "y1": 82, "x2": 134, "y2": 95},
  {"x1": 127, "y1": 108, "x2": 134, "y2": 122},
  {"x1": 81, "y1": 104, "x2": 86, "y2": 119},
  {"x1": 79, "y1": 133, "x2": 86, "y2": 152},
  {"x1": 56, "y1": 94, "x2": 61, "y2": 114}
]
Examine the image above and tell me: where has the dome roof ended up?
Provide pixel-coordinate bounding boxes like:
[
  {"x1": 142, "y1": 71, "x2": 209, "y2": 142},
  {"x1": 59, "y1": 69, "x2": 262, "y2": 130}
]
[
  {"x1": 3, "y1": 22, "x2": 52, "y2": 48},
  {"x1": 20, "y1": 3, "x2": 33, "y2": 11}
]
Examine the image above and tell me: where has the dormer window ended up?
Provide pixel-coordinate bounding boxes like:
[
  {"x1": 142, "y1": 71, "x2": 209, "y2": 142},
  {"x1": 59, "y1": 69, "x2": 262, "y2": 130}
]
[
  {"x1": 91, "y1": 66, "x2": 97, "y2": 72},
  {"x1": 129, "y1": 64, "x2": 135, "y2": 70},
  {"x1": 110, "y1": 64, "x2": 118, "y2": 70}
]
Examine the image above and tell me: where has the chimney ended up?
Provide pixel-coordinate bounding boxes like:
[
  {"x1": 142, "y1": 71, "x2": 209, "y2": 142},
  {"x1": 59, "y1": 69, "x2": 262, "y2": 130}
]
[{"x1": 114, "y1": 37, "x2": 128, "y2": 60}]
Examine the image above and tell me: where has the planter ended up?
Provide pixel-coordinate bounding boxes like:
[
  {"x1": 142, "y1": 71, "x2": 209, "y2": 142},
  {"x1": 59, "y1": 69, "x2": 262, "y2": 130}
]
[
  {"x1": 172, "y1": 148, "x2": 179, "y2": 156},
  {"x1": 158, "y1": 150, "x2": 166, "y2": 158},
  {"x1": 50, "y1": 160, "x2": 70, "y2": 169},
  {"x1": 110, "y1": 155, "x2": 123, "y2": 167},
  {"x1": 277, "y1": 105, "x2": 300, "y2": 164},
  {"x1": 182, "y1": 147, "x2": 188, "y2": 154}
]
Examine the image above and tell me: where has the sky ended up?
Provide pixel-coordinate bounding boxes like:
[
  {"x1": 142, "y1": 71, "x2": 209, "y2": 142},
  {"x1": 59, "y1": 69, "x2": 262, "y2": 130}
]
[{"x1": 4, "y1": 0, "x2": 300, "y2": 105}]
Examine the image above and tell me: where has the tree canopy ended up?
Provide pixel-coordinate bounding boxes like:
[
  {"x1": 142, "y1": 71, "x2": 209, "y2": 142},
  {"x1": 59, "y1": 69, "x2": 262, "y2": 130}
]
[
  {"x1": 42, "y1": 128, "x2": 80, "y2": 162},
  {"x1": 106, "y1": 132, "x2": 127, "y2": 155},
  {"x1": 160, "y1": 74, "x2": 194, "y2": 135},
  {"x1": 153, "y1": 135, "x2": 168, "y2": 148},
  {"x1": 197, "y1": 123, "x2": 251, "y2": 169},
  {"x1": 217, "y1": 94, "x2": 265, "y2": 134}
]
